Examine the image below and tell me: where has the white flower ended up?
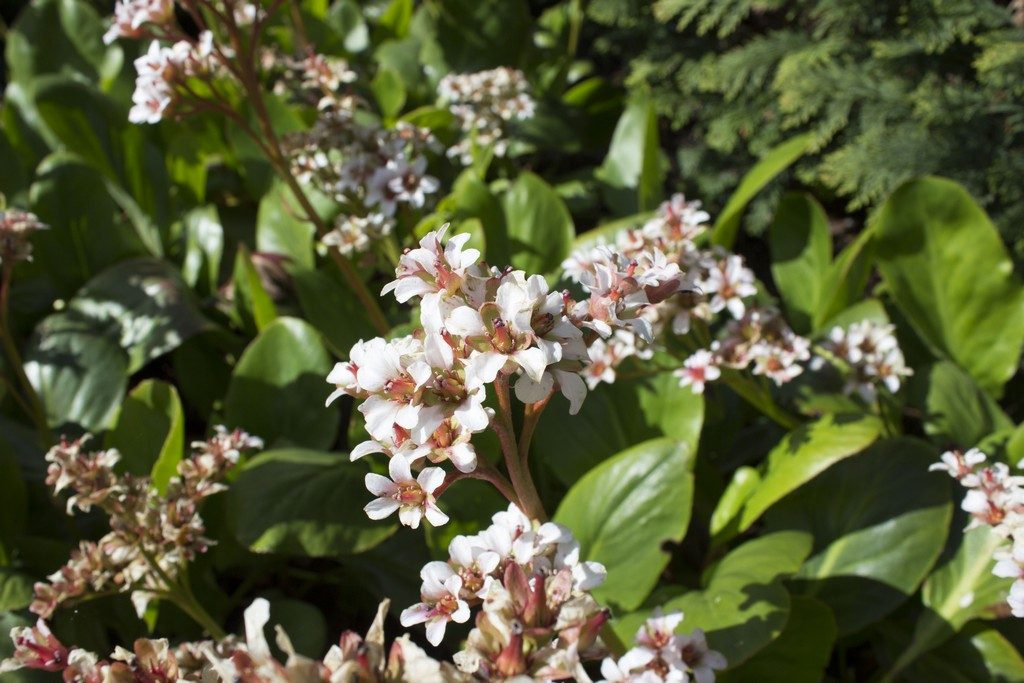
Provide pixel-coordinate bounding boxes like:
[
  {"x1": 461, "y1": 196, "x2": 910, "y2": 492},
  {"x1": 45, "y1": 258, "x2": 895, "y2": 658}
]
[
  {"x1": 104, "y1": 0, "x2": 173, "y2": 44},
  {"x1": 598, "y1": 648, "x2": 659, "y2": 682},
  {"x1": 674, "y1": 350, "x2": 721, "y2": 395},
  {"x1": 676, "y1": 629, "x2": 726, "y2": 683},
  {"x1": 400, "y1": 562, "x2": 471, "y2": 645},
  {"x1": 447, "y1": 535, "x2": 500, "y2": 598},
  {"x1": 1008, "y1": 580, "x2": 1024, "y2": 618},
  {"x1": 364, "y1": 457, "x2": 449, "y2": 529},
  {"x1": 381, "y1": 227, "x2": 481, "y2": 304},
  {"x1": 702, "y1": 254, "x2": 756, "y2": 320}
]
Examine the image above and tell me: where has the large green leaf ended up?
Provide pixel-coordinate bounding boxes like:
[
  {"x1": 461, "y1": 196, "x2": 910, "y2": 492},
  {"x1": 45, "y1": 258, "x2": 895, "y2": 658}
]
[
  {"x1": 595, "y1": 93, "x2": 665, "y2": 215},
  {"x1": 231, "y1": 244, "x2": 279, "y2": 334},
  {"x1": 24, "y1": 314, "x2": 129, "y2": 432},
  {"x1": 0, "y1": 569, "x2": 34, "y2": 611},
  {"x1": 893, "y1": 526, "x2": 1015, "y2": 670},
  {"x1": 224, "y1": 317, "x2": 338, "y2": 449},
  {"x1": 230, "y1": 449, "x2": 395, "y2": 557},
  {"x1": 293, "y1": 267, "x2": 377, "y2": 357},
  {"x1": 899, "y1": 625, "x2": 1024, "y2": 683},
  {"x1": 255, "y1": 181, "x2": 332, "y2": 271},
  {"x1": 62, "y1": 258, "x2": 208, "y2": 373},
  {"x1": 615, "y1": 531, "x2": 813, "y2": 666},
  {"x1": 874, "y1": 177, "x2": 1024, "y2": 395},
  {"x1": 738, "y1": 413, "x2": 882, "y2": 531},
  {"x1": 180, "y1": 205, "x2": 225, "y2": 296},
  {"x1": 428, "y1": 0, "x2": 531, "y2": 71},
  {"x1": 768, "y1": 192, "x2": 832, "y2": 334},
  {"x1": 554, "y1": 439, "x2": 694, "y2": 611},
  {"x1": 502, "y1": 172, "x2": 575, "y2": 275},
  {"x1": 719, "y1": 596, "x2": 836, "y2": 683},
  {"x1": 711, "y1": 133, "x2": 813, "y2": 248},
  {"x1": 533, "y1": 370, "x2": 703, "y2": 486},
  {"x1": 105, "y1": 380, "x2": 185, "y2": 493},
  {"x1": 767, "y1": 438, "x2": 952, "y2": 635},
  {"x1": 710, "y1": 466, "x2": 760, "y2": 542},
  {"x1": 920, "y1": 361, "x2": 1013, "y2": 449},
  {"x1": 813, "y1": 227, "x2": 876, "y2": 331}
]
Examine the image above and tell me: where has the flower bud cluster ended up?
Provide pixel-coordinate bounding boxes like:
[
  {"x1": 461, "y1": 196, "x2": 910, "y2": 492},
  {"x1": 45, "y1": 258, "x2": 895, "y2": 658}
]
[
  {"x1": 0, "y1": 209, "x2": 48, "y2": 266},
  {"x1": 563, "y1": 194, "x2": 810, "y2": 394},
  {"x1": 31, "y1": 427, "x2": 262, "y2": 620},
  {"x1": 437, "y1": 67, "x2": 536, "y2": 165},
  {"x1": 284, "y1": 105, "x2": 441, "y2": 257},
  {"x1": 4, "y1": 598, "x2": 469, "y2": 683},
  {"x1": 818, "y1": 320, "x2": 913, "y2": 401},
  {"x1": 931, "y1": 448, "x2": 1024, "y2": 616},
  {"x1": 266, "y1": 50, "x2": 358, "y2": 109},
  {"x1": 598, "y1": 609, "x2": 726, "y2": 683},
  {"x1": 401, "y1": 504, "x2": 607, "y2": 655},
  {"x1": 326, "y1": 228, "x2": 688, "y2": 528}
]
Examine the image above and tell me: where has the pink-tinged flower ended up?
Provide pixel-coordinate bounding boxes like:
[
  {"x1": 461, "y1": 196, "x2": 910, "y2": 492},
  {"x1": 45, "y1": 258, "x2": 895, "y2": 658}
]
[
  {"x1": 364, "y1": 457, "x2": 449, "y2": 529},
  {"x1": 676, "y1": 628, "x2": 727, "y2": 683},
  {"x1": 598, "y1": 647, "x2": 657, "y2": 682},
  {"x1": 381, "y1": 227, "x2": 481, "y2": 303},
  {"x1": 930, "y1": 449, "x2": 986, "y2": 486},
  {"x1": 103, "y1": 0, "x2": 174, "y2": 44},
  {"x1": 448, "y1": 535, "x2": 500, "y2": 598},
  {"x1": 1008, "y1": 580, "x2": 1024, "y2": 618},
  {"x1": 675, "y1": 350, "x2": 721, "y2": 395},
  {"x1": 400, "y1": 562, "x2": 471, "y2": 646},
  {"x1": 993, "y1": 539, "x2": 1024, "y2": 580},
  {"x1": 702, "y1": 254, "x2": 757, "y2": 320},
  {"x1": 0, "y1": 619, "x2": 69, "y2": 674},
  {"x1": 635, "y1": 609, "x2": 685, "y2": 653}
]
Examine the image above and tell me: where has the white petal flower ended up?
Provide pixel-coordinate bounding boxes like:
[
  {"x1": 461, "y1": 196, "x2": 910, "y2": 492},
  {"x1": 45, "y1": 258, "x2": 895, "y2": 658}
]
[{"x1": 363, "y1": 457, "x2": 448, "y2": 529}]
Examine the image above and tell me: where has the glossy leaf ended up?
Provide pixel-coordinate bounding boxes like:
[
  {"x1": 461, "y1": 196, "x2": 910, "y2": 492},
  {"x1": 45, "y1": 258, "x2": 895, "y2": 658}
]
[
  {"x1": 720, "y1": 596, "x2": 836, "y2": 683},
  {"x1": 371, "y1": 67, "x2": 407, "y2": 120},
  {"x1": 179, "y1": 205, "x2": 224, "y2": 296},
  {"x1": 768, "y1": 438, "x2": 952, "y2": 635},
  {"x1": 615, "y1": 531, "x2": 813, "y2": 666},
  {"x1": 555, "y1": 438, "x2": 695, "y2": 610},
  {"x1": 739, "y1": 413, "x2": 883, "y2": 531},
  {"x1": 921, "y1": 361, "x2": 1013, "y2": 449},
  {"x1": 712, "y1": 133, "x2": 813, "y2": 248},
  {"x1": 813, "y1": 227, "x2": 876, "y2": 331},
  {"x1": 710, "y1": 466, "x2": 760, "y2": 540},
  {"x1": 768, "y1": 192, "x2": 832, "y2": 334},
  {"x1": 231, "y1": 449, "x2": 395, "y2": 557},
  {"x1": 874, "y1": 177, "x2": 1024, "y2": 395},
  {"x1": 292, "y1": 267, "x2": 377, "y2": 357},
  {"x1": 232, "y1": 244, "x2": 279, "y2": 333},
  {"x1": 502, "y1": 171, "x2": 575, "y2": 275},
  {"x1": 901, "y1": 625, "x2": 1024, "y2": 682},
  {"x1": 224, "y1": 317, "x2": 338, "y2": 449},
  {"x1": 255, "y1": 181, "x2": 330, "y2": 271},
  {"x1": 595, "y1": 93, "x2": 665, "y2": 215},
  {"x1": 105, "y1": 380, "x2": 185, "y2": 493}
]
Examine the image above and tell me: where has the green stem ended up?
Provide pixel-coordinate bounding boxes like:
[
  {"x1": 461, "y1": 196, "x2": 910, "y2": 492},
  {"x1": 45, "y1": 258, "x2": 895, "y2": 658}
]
[
  {"x1": 0, "y1": 264, "x2": 50, "y2": 442},
  {"x1": 719, "y1": 370, "x2": 802, "y2": 431},
  {"x1": 494, "y1": 374, "x2": 547, "y2": 522},
  {"x1": 141, "y1": 551, "x2": 226, "y2": 639}
]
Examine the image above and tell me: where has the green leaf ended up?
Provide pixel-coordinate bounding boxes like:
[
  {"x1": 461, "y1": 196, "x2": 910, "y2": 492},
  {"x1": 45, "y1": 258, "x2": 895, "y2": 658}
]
[
  {"x1": 921, "y1": 361, "x2": 1013, "y2": 448},
  {"x1": 615, "y1": 531, "x2": 813, "y2": 666},
  {"x1": 710, "y1": 466, "x2": 760, "y2": 540},
  {"x1": 371, "y1": 67, "x2": 407, "y2": 120},
  {"x1": 24, "y1": 314, "x2": 129, "y2": 432},
  {"x1": 0, "y1": 443, "x2": 27, "y2": 566},
  {"x1": 719, "y1": 596, "x2": 836, "y2": 683},
  {"x1": 874, "y1": 177, "x2": 1024, "y2": 395},
  {"x1": 902, "y1": 526, "x2": 1015, "y2": 663},
  {"x1": 502, "y1": 172, "x2": 575, "y2": 275},
  {"x1": 449, "y1": 171, "x2": 510, "y2": 266},
  {"x1": 555, "y1": 438, "x2": 694, "y2": 610},
  {"x1": 326, "y1": 0, "x2": 370, "y2": 52},
  {"x1": 264, "y1": 598, "x2": 328, "y2": 658},
  {"x1": 105, "y1": 380, "x2": 185, "y2": 493},
  {"x1": 428, "y1": 0, "x2": 531, "y2": 72},
  {"x1": 376, "y1": 0, "x2": 413, "y2": 40},
  {"x1": 224, "y1": 318, "x2": 338, "y2": 449},
  {"x1": 767, "y1": 437, "x2": 952, "y2": 635},
  {"x1": 533, "y1": 369, "x2": 703, "y2": 486},
  {"x1": 293, "y1": 267, "x2": 377, "y2": 357},
  {"x1": 595, "y1": 93, "x2": 665, "y2": 215},
  {"x1": 813, "y1": 227, "x2": 877, "y2": 331},
  {"x1": 739, "y1": 413, "x2": 883, "y2": 531},
  {"x1": 901, "y1": 625, "x2": 1024, "y2": 682},
  {"x1": 231, "y1": 449, "x2": 395, "y2": 556},
  {"x1": 63, "y1": 258, "x2": 208, "y2": 373},
  {"x1": 232, "y1": 244, "x2": 279, "y2": 333},
  {"x1": 0, "y1": 568, "x2": 34, "y2": 611},
  {"x1": 712, "y1": 133, "x2": 813, "y2": 248},
  {"x1": 768, "y1": 192, "x2": 832, "y2": 334},
  {"x1": 180, "y1": 205, "x2": 224, "y2": 296},
  {"x1": 256, "y1": 181, "x2": 330, "y2": 271}
]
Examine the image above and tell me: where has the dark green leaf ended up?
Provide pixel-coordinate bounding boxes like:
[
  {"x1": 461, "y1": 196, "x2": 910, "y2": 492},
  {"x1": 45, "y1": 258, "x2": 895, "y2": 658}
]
[
  {"x1": 595, "y1": 93, "x2": 665, "y2": 215},
  {"x1": 768, "y1": 192, "x2": 832, "y2": 334},
  {"x1": 224, "y1": 317, "x2": 338, "y2": 449},
  {"x1": 502, "y1": 172, "x2": 575, "y2": 275},
  {"x1": 371, "y1": 67, "x2": 407, "y2": 120},
  {"x1": 920, "y1": 361, "x2": 1013, "y2": 449},
  {"x1": 231, "y1": 449, "x2": 395, "y2": 556},
  {"x1": 105, "y1": 379, "x2": 185, "y2": 493}
]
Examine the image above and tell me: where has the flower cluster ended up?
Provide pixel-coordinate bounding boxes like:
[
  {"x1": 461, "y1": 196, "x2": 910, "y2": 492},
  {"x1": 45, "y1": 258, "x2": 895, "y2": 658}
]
[
  {"x1": 437, "y1": 67, "x2": 536, "y2": 165},
  {"x1": 2, "y1": 598, "x2": 467, "y2": 683},
  {"x1": 129, "y1": 33, "x2": 218, "y2": 124},
  {"x1": 0, "y1": 208, "x2": 47, "y2": 265},
  {"x1": 563, "y1": 194, "x2": 810, "y2": 393},
  {"x1": 103, "y1": 0, "x2": 174, "y2": 44},
  {"x1": 326, "y1": 228, "x2": 687, "y2": 528},
  {"x1": 402, "y1": 504, "x2": 606, "y2": 650},
  {"x1": 598, "y1": 610, "x2": 726, "y2": 683},
  {"x1": 31, "y1": 427, "x2": 262, "y2": 619},
  {"x1": 818, "y1": 320, "x2": 913, "y2": 401},
  {"x1": 266, "y1": 51, "x2": 358, "y2": 109},
  {"x1": 285, "y1": 105, "x2": 441, "y2": 257},
  {"x1": 931, "y1": 448, "x2": 1024, "y2": 616}
]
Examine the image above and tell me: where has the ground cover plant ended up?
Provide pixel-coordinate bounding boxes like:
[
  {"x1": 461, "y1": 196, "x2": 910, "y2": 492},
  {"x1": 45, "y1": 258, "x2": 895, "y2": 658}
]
[{"x1": 0, "y1": 0, "x2": 1023, "y2": 681}]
